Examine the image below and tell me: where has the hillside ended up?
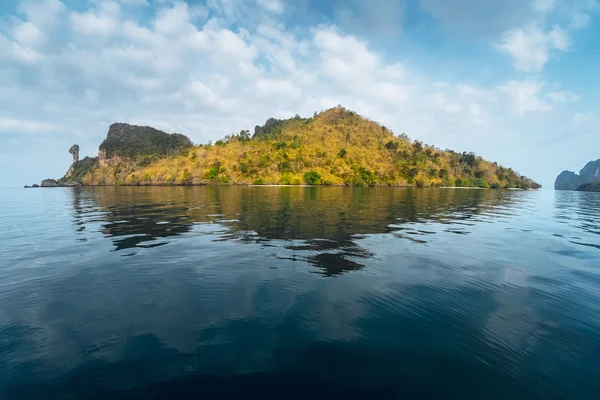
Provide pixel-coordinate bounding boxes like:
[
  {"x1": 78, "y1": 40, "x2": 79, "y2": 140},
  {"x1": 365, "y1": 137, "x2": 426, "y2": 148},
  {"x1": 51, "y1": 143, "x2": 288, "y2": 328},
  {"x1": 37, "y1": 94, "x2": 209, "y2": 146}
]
[
  {"x1": 82, "y1": 107, "x2": 540, "y2": 189},
  {"x1": 577, "y1": 182, "x2": 600, "y2": 192}
]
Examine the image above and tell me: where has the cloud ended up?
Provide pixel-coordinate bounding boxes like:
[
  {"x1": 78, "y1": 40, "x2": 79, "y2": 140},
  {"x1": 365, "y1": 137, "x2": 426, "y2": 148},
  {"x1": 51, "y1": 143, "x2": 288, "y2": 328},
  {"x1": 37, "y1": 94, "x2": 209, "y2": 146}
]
[
  {"x1": 0, "y1": 117, "x2": 58, "y2": 133},
  {"x1": 570, "y1": 12, "x2": 591, "y2": 27},
  {"x1": 13, "y1": 22, "x2": 44, "y2": 48},
  {"x1": 17, "y1": 0, "x2": 66, "y2": 27},
  {"x1": 497, "y1": 25, "x2": 570, "y2": 72},
  {"x1": 116, "y1": 0, "x2": 149, "y2": 5},
  {"x1": 0, "y1": 0, "x2": 594, "y2": 187},
  {"x1": 547, "y1": 91, "x2": 580, "y2": 103},
  {"x1": 70, "y1": 2, "x2": 121, "y2": 38},
  {"x1": 497, "y1": 80, "x2": 553, "y2": 115},
  {"x1": 256, "y1": 0, "x2": 284, "y2": 14},
  {"x1": 572, "y1": 112, "x2": 596, "y2": 126},
  {"x1": 534, "y1": 0, "x2": 557, "y2": 12}
]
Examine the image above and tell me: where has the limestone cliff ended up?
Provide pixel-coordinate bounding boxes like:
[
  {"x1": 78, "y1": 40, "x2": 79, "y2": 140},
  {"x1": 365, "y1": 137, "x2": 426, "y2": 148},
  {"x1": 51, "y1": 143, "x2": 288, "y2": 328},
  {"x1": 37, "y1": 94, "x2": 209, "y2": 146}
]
[
  {"x1": 98, "y1": 123, "x2": 193, "y2": 167},
  {"x1": 577, "y1": 182, "x2": 600, "y2": 192},
  {"x1": 60, "y1": 156, "x2": 98, "y2": 185},
  {"x1": 555, "y1": 159, "x2": 600, "y2": 190}
]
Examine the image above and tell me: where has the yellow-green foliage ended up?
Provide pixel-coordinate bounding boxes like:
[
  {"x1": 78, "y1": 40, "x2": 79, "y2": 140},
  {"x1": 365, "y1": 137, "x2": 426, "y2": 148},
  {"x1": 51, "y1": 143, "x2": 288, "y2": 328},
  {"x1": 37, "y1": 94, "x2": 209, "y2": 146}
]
[{"x1": 83, "y1": 107, "x2": 541, "y2": 189}]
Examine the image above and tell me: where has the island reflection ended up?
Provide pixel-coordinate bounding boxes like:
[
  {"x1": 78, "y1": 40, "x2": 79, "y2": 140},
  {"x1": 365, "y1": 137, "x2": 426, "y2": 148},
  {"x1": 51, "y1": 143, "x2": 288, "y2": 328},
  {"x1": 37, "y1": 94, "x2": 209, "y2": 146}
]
[{"x1": 69, "y1": 187, "x2": 520, "y2": 276}]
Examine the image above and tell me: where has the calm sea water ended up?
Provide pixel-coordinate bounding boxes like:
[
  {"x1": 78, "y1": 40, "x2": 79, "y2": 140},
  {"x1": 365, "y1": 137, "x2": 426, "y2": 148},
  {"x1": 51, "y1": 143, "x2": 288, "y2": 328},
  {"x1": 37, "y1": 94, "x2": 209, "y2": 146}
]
[{"x1": 1, "y1": 187, "x2": 599, "y2": 399}]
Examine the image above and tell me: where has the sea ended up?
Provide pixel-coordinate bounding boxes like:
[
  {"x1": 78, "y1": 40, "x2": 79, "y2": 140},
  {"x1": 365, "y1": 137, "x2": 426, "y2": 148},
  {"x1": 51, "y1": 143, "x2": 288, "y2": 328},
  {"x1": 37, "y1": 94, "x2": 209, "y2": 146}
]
[{"x1": 1, "y1": 186, "x2": 599, "y2": 399}]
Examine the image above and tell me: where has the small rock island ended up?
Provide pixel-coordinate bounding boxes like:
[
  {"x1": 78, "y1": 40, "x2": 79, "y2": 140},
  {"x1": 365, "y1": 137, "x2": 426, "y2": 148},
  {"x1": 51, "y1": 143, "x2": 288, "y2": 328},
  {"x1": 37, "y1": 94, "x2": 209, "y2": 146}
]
[
  {"x1": 26, "y1": 107, "x2": 541, "y2": 189},
  {"x1": 555, "y1": 160, "x2": 600, "y2": 191}
]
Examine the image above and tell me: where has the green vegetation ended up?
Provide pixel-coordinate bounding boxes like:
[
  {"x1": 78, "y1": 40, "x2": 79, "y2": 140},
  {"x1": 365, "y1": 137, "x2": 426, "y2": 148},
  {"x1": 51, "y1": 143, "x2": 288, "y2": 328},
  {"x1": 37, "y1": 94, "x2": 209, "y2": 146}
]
[
  {"x1": 59, "y1": 156, "x2": 98, "y2": 185},
  {"x1": 83, "y1": 107, "x2": 541, "y2": 189},
  {"x1": 304, "y1": 171, "x2": 322, "y2": 185}
]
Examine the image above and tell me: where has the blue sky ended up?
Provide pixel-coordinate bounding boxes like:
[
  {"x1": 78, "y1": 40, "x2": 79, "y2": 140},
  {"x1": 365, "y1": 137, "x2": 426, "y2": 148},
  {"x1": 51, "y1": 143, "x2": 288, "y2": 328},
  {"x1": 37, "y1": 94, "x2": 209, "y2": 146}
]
[{"x1": 1, "y1": 0, "x2": 599, "y2": 188}]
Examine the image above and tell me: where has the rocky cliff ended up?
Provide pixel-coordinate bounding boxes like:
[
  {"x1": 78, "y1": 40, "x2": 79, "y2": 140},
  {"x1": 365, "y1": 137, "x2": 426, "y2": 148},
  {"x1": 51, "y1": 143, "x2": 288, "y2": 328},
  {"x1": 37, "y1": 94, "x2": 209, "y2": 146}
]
[
  {"x1": 59, "y1": 156, "x2": 98, "y2": 185},
  {"x1": 555, "y1": 159, "x2": 600, "y2": 190},
  {"x1": 577, "y1": 182, "x2": 600, "y2": 192},
  {"x1": 98, "y1": 123, "x2": 193, "y2": 167}
]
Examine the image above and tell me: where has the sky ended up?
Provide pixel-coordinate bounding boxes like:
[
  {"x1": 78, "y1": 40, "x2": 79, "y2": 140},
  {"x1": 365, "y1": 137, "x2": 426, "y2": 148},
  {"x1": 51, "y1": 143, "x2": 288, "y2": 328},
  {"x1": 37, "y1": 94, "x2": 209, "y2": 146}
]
[{"x1": 0, "y1": 0, "x2": 599, "y2": 188}]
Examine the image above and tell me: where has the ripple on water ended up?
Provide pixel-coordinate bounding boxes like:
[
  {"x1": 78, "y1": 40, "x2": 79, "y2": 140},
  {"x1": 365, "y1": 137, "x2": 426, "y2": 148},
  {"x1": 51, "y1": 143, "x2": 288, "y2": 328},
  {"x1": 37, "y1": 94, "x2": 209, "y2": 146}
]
[{"x1": 1, "y1": 187, "x2": 600, "y2": 399}]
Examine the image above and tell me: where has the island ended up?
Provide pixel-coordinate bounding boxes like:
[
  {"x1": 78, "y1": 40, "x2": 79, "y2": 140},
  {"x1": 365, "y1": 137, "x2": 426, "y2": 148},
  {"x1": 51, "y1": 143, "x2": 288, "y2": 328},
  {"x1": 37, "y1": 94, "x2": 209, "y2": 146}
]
[
  {"x1": 555, "y1": 159, "x2": 600, "y2": 190},
  {"x1": 27, "y1": 107, "x2": 541, "y2": 189},
  {"x1": 576, "y1": 182, "x2": 600, "y2": 192}
]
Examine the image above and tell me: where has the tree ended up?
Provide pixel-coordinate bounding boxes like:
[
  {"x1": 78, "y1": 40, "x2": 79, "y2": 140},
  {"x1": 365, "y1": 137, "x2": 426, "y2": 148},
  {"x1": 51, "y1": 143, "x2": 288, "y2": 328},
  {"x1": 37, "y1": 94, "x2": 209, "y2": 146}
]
[
  {"x1": 304, "y1": 171, "x2": 322, "y2": 185},
  {"x1": 239, "y1": 130, "x2": 250, "y2": 142}
]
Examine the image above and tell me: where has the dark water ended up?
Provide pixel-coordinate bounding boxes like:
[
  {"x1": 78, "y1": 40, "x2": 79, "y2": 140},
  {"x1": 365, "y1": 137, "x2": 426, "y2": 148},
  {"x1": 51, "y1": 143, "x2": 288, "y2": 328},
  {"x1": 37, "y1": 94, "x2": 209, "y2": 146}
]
[{"x1": 1, "y1": 187, "x2": 600, "y2": 399}]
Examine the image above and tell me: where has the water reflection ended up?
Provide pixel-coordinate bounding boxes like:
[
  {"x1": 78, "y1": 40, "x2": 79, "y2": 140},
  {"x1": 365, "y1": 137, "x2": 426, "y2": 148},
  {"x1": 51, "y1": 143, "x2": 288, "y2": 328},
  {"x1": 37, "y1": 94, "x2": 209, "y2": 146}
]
[
  {"x1": 70, "y1": 187, "x2": 524, "y2": 276},
  {"x1": 1, "y1": 187, "x2": 600, "y2": 399}
]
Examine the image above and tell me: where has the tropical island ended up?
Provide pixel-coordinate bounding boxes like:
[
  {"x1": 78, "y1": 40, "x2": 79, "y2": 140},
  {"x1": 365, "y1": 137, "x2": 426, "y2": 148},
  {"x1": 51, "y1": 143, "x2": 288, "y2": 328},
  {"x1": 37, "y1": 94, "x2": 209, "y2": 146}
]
[
  {"x1": 28, "y1": 107, "x2": 541, "y2": 189},
  {"x1": 555, "y1": 159, "x2": 600, "y2": 191}
]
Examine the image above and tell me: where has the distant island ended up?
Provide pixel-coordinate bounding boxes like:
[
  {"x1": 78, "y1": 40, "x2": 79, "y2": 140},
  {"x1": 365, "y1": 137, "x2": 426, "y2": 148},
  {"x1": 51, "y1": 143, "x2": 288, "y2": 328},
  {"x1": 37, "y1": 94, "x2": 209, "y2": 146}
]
[
  {"x1": 576, "y1": 182, "x2": 600, "y2": 192},
  {"x1": 555, "y1": 160, "x2": 600, "y2": 191},
  {"x1": 27, "y1": 107, "x2": 541, "y2": 189}
]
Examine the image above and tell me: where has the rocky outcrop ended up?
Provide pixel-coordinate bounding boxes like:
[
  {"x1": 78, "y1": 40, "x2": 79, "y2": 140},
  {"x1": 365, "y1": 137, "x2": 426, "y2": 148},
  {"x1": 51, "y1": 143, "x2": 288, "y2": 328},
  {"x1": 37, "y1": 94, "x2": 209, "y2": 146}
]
[
  {"x1": 41, "y1": 179, "x2": 60, "y2": 187},
  {"x1": 555, "y1": 159, "x2": 600, "y2": 190},
  {"x1": 69, "y1": 144, "x2": 79, "y2": 164},
  {"x1": 64, "y1": 144, "x2": 80, "y2": 181},
  {"x1": 577, "y1": 182, "x2": 600, "y2": 192},
  {"x1": 60, "y1": 156, "x2": 98, "y2": 184},
  {"x1": 98, "y1": 123, "x2": 192, "y2": 166}
]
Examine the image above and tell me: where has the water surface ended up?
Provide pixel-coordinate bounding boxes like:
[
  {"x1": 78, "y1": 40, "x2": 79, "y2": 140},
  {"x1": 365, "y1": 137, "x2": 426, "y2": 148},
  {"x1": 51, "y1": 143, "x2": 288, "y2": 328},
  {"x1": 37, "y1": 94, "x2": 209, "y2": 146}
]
[{"x1": 1, "y1": 187, "x2": 599, "y2": 399}]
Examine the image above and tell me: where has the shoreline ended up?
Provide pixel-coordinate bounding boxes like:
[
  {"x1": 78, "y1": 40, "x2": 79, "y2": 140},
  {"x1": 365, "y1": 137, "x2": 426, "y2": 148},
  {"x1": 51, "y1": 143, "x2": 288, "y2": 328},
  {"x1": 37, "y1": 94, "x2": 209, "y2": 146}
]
[{"x1": 24, "y1": 183, "x2": 538, "y2": 190}]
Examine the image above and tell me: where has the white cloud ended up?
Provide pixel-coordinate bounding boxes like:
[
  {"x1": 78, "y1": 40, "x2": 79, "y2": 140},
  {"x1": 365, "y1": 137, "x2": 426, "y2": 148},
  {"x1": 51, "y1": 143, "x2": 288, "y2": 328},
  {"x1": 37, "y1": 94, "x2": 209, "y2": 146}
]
[
  {"x1": 256, "y1": 0, "x2": 284, "y2": 14},
  {"x1": 116, "y1": 0, "x2": 149, "y2": 5},
  {"x1": 497, "y1": 25, "x2": 570, "y2": 72},
  {"x1": 573, "y1": 112, "x2": 596, "y2": 125},
  {"x1": 154, "y1": 1, "x2": 192, "y2": 36},
  {"x1": 17, "y1": 0, "x2": 66, "y2": 27},
  {"x1": 0, "y1": 117, "x2": 57, "y2": 133},
  {"x1": 314, "y1": 27, "x2": 379, "y2": 79},
  {"x1": 570, "y1": 12, "x2": 591, "y2": 28},
  {"x1": 0, "y1": 0, "x2": 591, "y2": 187},
  {"x1": 0, "y1": 34, "x2": 43, "y2": 64},
  {"x1": 547, "y1": 91, "x2": 580, "y2": 103},
  {"x1": 13, "y1": 22, "x2": 44, "y2": 48},
  {"x1": 256, "y1": 79, "x2": 301, "y2": 99},
  {"x1": 534, "y1": 0, "x2": 556, "y2": 12},
  {"x1": 70, "y1": 2, "x2": 121, "y2": 37},
  {"x1": 497, "y1": 80, "x2": 553, "y2": 115}
]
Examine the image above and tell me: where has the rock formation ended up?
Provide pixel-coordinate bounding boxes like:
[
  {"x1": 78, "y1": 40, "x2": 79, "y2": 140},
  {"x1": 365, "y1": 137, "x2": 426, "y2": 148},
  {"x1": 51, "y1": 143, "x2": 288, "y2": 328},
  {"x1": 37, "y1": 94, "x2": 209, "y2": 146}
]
[
  {"x1": 555, "y1": 159, "x2": 600, "y2": 190},
  {"x1": 69, "y1": 144, "x2": 79, "y2": 164},
  {"x1": 577, "y1": 182, "x2": 600, "y2": 192},
  {"x1": 64, "y1": 144, "x2": 80, "y2": 181},
  {"x1": 41, "y1": 179, "x2": 60, "y2": 187},
  {"x1": 98, "y1": 123, "x2": 193, "y2": 167}
]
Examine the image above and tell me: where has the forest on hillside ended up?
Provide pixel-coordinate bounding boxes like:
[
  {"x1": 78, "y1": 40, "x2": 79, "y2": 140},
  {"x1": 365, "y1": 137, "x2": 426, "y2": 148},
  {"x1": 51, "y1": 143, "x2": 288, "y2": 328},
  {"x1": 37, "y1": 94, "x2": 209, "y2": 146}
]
[{"x1": 83, "y1": 107, "x2": 541, "y2": 189}]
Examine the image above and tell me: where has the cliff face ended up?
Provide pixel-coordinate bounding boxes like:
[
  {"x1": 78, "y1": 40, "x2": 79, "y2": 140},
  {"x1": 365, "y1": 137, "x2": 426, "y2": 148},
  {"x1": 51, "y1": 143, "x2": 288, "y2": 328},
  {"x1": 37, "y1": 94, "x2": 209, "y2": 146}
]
[
  {"x1": 555, "y1": 160, "x2": 600, "y2": 190},
  {"x1": 577, "y1": 182, "x2": 600, "y2": 192},
  {"x1": 98, "y1": 123, "x2": 193, "y2": 166},
  {"x1": 60, "y1": 156, "x2": 98, "y2": 185}
]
